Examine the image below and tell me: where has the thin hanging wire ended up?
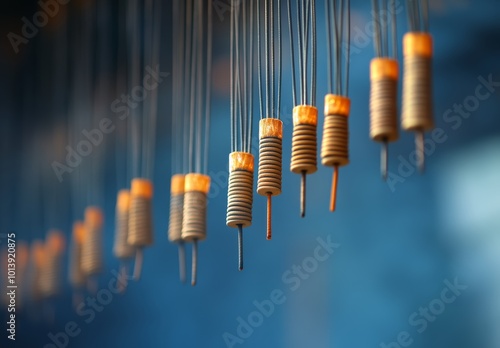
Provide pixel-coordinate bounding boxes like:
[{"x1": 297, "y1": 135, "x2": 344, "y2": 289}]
[
  {"x1": 326, "y1": 0, "x2": 350, "y2": 97},
  {"x1": 373, "y1": 0, "x2": 398, "y2": 59},
  {"x1": 203, "y1": 0, "x2": 213, "y2": 172},
  {"x1": 128, "y1": 0, "x2": 141, "y2": 180},
  {"x1": 230, "y1": 0, "x2": 254, "y2": 154},
  {"x1": 183, "y1": 0, "x2": 193, "y2": 174},
  {"x1": 186, "y1": 0, "x2": 211, "y2": 174},
  {"x1": 259, "y1": 0, "x2": 281, "y2": 119},
  {"x1": 146, "y1": 0, "x2": 161, "y2": 179},
  {"x1": 289, "y1": 0, "x2": 317, "y2": 106}
]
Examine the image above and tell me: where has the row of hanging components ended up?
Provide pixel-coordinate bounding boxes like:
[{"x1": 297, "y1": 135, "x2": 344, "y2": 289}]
[
  {"x1": 168, "y1": 0, "x2": 213, "y2": 285},
  {"x1": 4, "y1": 1, "x2": 434, "y2": 306}
]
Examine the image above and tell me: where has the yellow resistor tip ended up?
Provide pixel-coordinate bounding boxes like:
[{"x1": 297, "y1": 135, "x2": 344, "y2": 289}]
[
  {"x1": 32, "y1": 240, "x2": 46, "y2": 268},
  {"x1": 73, "y1": 221, "x2": 86, "y2": 245},
  {"x1": 403, "y1": 32, "x2": 433, "y2": 58},
  {"x1": 293, "y1": 105, "x2": 318, "y2": 126},
  {"x1": 170, "y1": 174, "x2": 185, "y2": 195},
  {"x1": 47, "y1": 230, "x2": 66, "y2": 255},
  {"x1": 259, "y1": 119, "x2": 283, "y2": 139},
  {"x1": 324, "y1": 94, "x2": 351, "y2": 117},
  {"x1": 85, "y1": 206, "x2": 104, "y2": 228},
  {"x1": 117, "y1": 189, "x2": 131, "y2": 213},
  {"x1": 370, "y1": 58, "x2": 399, "y2": 81},
  {"x1": 17, "y1": 242, "x2": 29, "y2": 270},
  {"x1": 184, "y1": 173, "x2": 211, "y2": 194},
  {"x1": 131, "y1": 178, "x2": 154, "y2": 199},
  {"x1": 229, "y1": 152, "x2": 255, "y2": 173}
]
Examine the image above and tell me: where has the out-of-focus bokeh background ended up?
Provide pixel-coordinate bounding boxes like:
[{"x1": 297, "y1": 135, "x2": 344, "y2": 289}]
[{"x1": 1, "y1": 0, "x2": 500, "y2": 347}]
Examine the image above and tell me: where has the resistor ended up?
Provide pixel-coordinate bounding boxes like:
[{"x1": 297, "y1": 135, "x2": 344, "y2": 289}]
[
  {"x1": 81, "y1": 206, "x2": 104, "y2": 277},
  {"x1": 182, "y1": 173, "x2": 210, "y2": 286},
  {"x1": 226, "y1": 152, "x2": 254, "y2": 271},
  {"x1": 69, "y1": 221, "x2": 86, "y2": 289},
  {"x1": 401, "y1": 32, "x2": 434, "y2": 172},
  {"x1": 257, "y1": 118, "x2": 283, "y2": 240},
  {"x1": 113, "y1": 189, "x2": 135, "y2": 260},
  {"x1": 291, "y1": 105, "x2": 318, "y2": 217},
  {"x1": 127, "y1": 178, "x2": 154, "y2": 280},
  {"x1": 40, "y1": 230, "x2": 65, "y2": 299},
  {"x1": 16, "y1": 242, "x2": 29, "y2": 309},
  {"x1": 31, "y1": 239, "x2": 45, "y2": 300},
  {"x1": 168, "y1": 174, "x2": 186, "y2": 283},
  {"x1": 370, "y1": 58, "x2": 399, "y2": 179},
  {"x1": 321, "y1": 94, "x2": 350, "y2": 212}
]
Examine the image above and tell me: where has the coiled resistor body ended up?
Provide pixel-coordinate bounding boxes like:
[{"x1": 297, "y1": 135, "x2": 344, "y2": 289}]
[
  {"x1": 168, "y1": 174, "x2": 186, "y2": 282},
  {"x1": 402, "y1": 32, "x2": 434, "y2": 172},
  {"x1": 40, "y1": 230, "x2": 65, "y2": 298},
  {"x1": 31, "y1": 240, "x2": 45, "y2": 300},
  {"x1": 69, "y1": 221, "x2": 86, "y2": 288},
  {"x1": 227, "y1": 152, "x2": 254, "y2": 271},
  {"x1": 81, "y1": 207, "x2": 104, "y2": 276},
  {"x1": 291, "y1": 106, "x2": 318, "y2": 217},
  {"x1": 257, "y1": 119, "x2": 283, "y2": 239},
  {"x1": 227, "y1": 152, "x2": 254, "y2": 229},
  {"x1": 321, "y1": 94, "x2": 351, "y2": 211},
  {"x1": 322, "y1": 94, "x2": 350, "y2": 167},
  {"x1": 370, "y1": 58, "x2": 399, "y2": 143},
  {"x1": 113, "y1": 190, "x2": 135, "y2": 260},
  {"x1": 127, "y1": 178, "x2": 154, "y2": 248},
  {"x1": 182, "y1": 173, "x2": 210, "y2": 242},
  {"x1": 291, "y1": 106, "x2": 318, "y2": 175},
  {"x1": 168, "y1": 174, "x2": 185, "y2": 243},
  {"x1": 182, "y1": 173, "x2": 210, "y2": 286},
  {"x1": 257, "y1": 119, "x2": 283, "y2": 197},
  {"x1": 402, "y1": 33, "x2": 433, "y2": 132}
]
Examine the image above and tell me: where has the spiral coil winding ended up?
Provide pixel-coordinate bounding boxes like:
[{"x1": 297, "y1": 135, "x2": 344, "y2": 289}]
[
  {"x1": 81, "y1": 207, "x2": 104, "y2": 276},
  {"x1": 69, "y1": 221, "x2": 86, "y2": 288},
  {"x1": 39, "y1": 252, "x2": 62, "y2": 298},
  {"x1": 40, "y1": 230, "x2": 65, "y2": 298},
  {"x1": 291, "y1": 106, "x2": 318, "y2": 217},
  {"x1": 321, "y1": 95, "x2": 350, "y2": 167},
  {"x1": 257, "y1": 119, "x2": 283, "y2": 240},
  {"x1": 227, "y1": 152, "x2": 254, "y2": 229},
  {"x1": 168, "y1": 175, "x2": 185, "y2": 243},
  {"x1": 182, "y1": 191, "x2": 208, "y2": 242},
  {"x1": 402, "y1": 32, "x2": 434, "y2": 172},
  {"x1": 370, "y1": 58, "x2": 399, "y2": 143},
  {"x1": 113, "y1": 190, "x2": 135, "y2": 260},
  {"x1": 226, "y1": 153, "x2": 254, "y2": 271},
  {"x1": 321, "y1": 94, "x2": 350, "y2": 211},
  {"x1": 181, "y1": 173, "x2": 210, "y2": 285},
  {"x1": 127, "y1": 179, "x2": 154, "y2": 248}
]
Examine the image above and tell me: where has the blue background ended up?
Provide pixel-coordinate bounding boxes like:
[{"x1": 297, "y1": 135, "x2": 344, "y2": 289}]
[{"x1": 1, "y1": 0, "x2": 500, "y2": 347}]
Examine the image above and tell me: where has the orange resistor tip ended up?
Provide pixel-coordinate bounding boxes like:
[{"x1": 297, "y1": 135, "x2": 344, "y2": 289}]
[
  {"x1": 73, "y1": 221, "x2": 85, "y2": 245},
  {"x1": 403, "y1": 32, "x2": 433, "y2": 58},
  {"x1": 324, "y1": 94, "x2": 351, "y2": 117},
  {"x1": 85, "y1": 206, "x2": 104, "y2": 228},
  {"x1": 131, "y1": 178, "x2": 154, "y2": 199},
  {"x1": 32, "y1": 240, "x2": 46, "y2": 268},
  {"x1": 293, "y1": 105, "x2": 318, "y2": 126},
  {"x1": 171, "y1": 174, "x2": 185, "y2": 195},
  {"x1": 370, "y1": 58, "x2": 399, "y2": 81},
  {"x1": 184, "y1": 173, "x2": 211, "y2": 194},
  {"x1": 229, "y1": 152, "x2": 255, "y2": 173},
  {"x1": 47, "y1": 230, "x2": 66, "y2": 255},
  {"x1": 117, "y1": 189, "x2": 131, "y2": 213},
  {"x1": 259, "y1": 118, "x2": 283, "y2": 139}
]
